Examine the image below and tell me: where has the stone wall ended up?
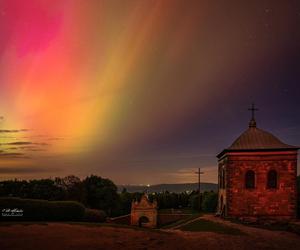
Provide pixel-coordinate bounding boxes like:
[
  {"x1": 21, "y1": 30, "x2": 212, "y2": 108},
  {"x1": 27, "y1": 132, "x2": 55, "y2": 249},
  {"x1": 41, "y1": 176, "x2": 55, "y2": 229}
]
[{"x1": 108, "y1": 214, "x2": 131, "y2": 225}]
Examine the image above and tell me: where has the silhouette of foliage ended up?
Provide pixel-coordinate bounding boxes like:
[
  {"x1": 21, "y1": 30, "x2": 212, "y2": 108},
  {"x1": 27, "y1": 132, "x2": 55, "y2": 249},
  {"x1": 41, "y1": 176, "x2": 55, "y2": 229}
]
[
  {"x1": 82, "y1": 175, "x2": 119, "y2": 215},
  {"x1": 0, "y1": 197, "x2": 85, "y2": 221},
  {"x1": 0, "y1": 176, "x2": 220, "y2": 217},
  {"x1": 84, "y1": 208, "x2": 107, "y2": 222},
  {"x1": 202, "y1": 191, "x2": 218, "y2": 212}
]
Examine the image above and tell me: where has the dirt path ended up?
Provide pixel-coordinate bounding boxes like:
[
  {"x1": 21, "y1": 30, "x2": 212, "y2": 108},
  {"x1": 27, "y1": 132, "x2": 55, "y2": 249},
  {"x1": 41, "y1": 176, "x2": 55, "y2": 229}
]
[{"x1": 0, "y1": 221, "x2": 299, "y2": 250}]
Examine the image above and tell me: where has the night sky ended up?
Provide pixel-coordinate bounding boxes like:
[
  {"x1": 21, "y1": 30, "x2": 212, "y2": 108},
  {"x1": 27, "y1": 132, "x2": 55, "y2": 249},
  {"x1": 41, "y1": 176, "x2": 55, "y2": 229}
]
[{"x1": 0, "y1": 0, "x2": 299, "y2": 184}]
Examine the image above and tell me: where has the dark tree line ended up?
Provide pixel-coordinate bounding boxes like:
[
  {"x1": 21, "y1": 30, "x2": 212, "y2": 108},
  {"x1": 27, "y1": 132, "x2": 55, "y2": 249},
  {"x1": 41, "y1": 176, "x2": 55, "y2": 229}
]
[
  {"x1": 115, "y1": 189, "x2": 218, "y2": 216},
  {"x1": 0, "y1": 175, "x2": 118, "y2": 216},
  {"x1": 2, "y1": 175, "x2": 299, "y2": 220},
  {"x1": 0, "y1": 175, "x2": 218, "y2": 217}
]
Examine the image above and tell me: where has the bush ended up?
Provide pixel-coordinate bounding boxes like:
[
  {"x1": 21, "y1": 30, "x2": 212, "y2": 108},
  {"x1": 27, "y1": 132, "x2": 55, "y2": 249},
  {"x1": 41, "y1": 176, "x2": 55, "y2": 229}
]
[
  {"x1": 201, "y1": 192, "x2": 218, "y2": 213},
  {"x1": 84, "y1": 208, "x2": 107, "y2": 222},
  {"x1": 189, "y1": 194, "x2": 201, "y2": 211},
  {"x1": 0, "y1": 197, "x2": 85, "y2": 221}
]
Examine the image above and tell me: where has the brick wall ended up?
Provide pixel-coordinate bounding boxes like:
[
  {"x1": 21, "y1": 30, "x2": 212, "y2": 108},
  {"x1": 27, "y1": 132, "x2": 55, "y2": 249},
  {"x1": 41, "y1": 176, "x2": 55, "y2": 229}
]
[
  {"x1": 221, "y1": 151, "x2": 297, "y2": 220},
  {"x1": 130, "y1": 209, "x2": 158, "y2": 228}
]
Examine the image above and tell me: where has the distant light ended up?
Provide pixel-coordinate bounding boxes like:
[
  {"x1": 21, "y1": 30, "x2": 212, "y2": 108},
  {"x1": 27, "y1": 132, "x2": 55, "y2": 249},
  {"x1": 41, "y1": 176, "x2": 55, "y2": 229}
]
[{"x1": 147, "y1": 184, "x2": 150, "y2": 187}]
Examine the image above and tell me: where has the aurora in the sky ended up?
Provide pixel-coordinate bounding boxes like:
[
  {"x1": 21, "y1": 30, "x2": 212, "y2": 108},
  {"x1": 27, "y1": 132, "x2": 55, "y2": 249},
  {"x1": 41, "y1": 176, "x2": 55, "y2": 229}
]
[{"x1": 0, "y1": 0, "x2": 299, "y2": 184}]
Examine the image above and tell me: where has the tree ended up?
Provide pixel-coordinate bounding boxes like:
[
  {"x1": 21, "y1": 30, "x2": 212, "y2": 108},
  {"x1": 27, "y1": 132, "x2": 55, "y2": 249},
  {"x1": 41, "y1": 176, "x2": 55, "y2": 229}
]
[
  {"x1": 55, "y1": 176, "x2": 85, "y2": 203},
  {"x1": 118, "y1": 189, "x2": 133, "y2": 215},
  {"x1": 28, "y1": 179, "x2": 65, "y2": 200},
  {"x1": 202, "y1": 191, "x2": 218, "y2": 213},
  {"x1": 82, "y1": 175, "x2": 119, "y2": 215},
  {"x1": 189, "y1": 194, "x2": 200, "y2": 211}
]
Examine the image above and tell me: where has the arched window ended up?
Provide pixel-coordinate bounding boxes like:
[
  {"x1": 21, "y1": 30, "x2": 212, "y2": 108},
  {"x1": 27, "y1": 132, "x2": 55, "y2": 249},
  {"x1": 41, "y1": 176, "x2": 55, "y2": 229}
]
[
  {"x1": 267, "y1": 170, "x2": 277, "y2": 189},
  {"x1": 245, "y1": 170, "x2": 255, "y2": 189}
]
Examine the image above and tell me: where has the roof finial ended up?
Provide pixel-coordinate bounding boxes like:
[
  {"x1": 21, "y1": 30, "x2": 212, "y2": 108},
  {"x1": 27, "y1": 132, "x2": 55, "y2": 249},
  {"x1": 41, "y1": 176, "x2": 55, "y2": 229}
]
[{"x1": 248, "y1": 103, "x2": 258, "y2": 128}]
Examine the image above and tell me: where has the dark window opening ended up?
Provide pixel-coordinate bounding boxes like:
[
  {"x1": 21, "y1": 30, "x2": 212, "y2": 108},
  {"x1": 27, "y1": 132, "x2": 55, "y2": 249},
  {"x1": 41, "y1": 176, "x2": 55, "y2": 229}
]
[
  {"x1": 222, "y1": 169, "x2": 225, "y2": 189},
  {"x1": 267, "y1": 170, "x2": 277, "y2": 189},
  {"x1": 219, "y1": 169, "x2": 225, "y2": 189},
  {"x1": 245, "y1": 170, "x2": 255, "y2": 189}
]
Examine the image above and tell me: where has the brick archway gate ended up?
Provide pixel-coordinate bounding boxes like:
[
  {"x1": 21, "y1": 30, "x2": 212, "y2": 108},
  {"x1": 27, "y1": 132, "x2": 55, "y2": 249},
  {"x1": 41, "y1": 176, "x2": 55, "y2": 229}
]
[{"x1": 131, "y1": 195, "x2": 157, "y2": 228}]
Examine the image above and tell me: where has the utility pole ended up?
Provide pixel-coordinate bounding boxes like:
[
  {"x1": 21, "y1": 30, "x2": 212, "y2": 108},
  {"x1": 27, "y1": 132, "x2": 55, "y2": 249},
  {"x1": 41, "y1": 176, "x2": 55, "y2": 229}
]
[{"x1": 195, "y1": 168, "x2": 204, "y2": 211}]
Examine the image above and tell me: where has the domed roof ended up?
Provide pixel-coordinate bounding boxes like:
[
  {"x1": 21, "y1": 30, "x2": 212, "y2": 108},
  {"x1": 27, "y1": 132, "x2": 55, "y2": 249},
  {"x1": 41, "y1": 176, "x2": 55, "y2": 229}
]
[
  {"x1": 228, "y1": 127, "x2": 297, "y2": 150},
  {"x1": 217, "y1": 115, "x2": 298, "y2": 158}
]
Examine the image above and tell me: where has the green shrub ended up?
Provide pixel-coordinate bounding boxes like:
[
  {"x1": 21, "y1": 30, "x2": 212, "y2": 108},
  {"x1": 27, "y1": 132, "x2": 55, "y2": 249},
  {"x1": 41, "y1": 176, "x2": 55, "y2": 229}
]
[
  {"x1": 201, "y1": 192, "x2": 218, "y2": 213},
  {"x1": 189, "y1": 194, "x2": 201, "y2": 210},
  {"x1": 84, "y1": 208, "x2": 107, "y2": 222},
  {"x1": 0, "y1": 197, "x2": 85, "y2": 221}
]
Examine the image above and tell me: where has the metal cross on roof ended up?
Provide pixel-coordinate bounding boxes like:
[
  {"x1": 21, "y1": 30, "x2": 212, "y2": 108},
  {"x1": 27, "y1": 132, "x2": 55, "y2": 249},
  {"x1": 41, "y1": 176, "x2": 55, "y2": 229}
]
[
  {"x1": 248, "y1": 103, "x2": 258, "y2": 128},
  {"x1": 248, "y1": 103, "x2": 258, "y2": 120}
]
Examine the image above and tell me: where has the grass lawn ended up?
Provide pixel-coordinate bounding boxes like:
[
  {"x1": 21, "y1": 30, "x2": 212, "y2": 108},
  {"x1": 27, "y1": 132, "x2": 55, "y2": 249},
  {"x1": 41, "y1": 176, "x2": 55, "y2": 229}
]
[
  {"x1": 158, "y1": 208, "x2": 199, "y2": 214},
  {"x1": 0, "y1": 221, "x2": 134, "y2": 229},
  {"x1": 226, "y1": 218, "x2": 300, "y2": 235},
  {"x1": 161, "y1": 213, "x2": 202, "y2": 229},
  {"x1": 0, "y1": 221, "x2": 173, "y2": 234},
  {"x1": 0, "y1": 221, "x2": 49, "y2": 227},
  {"x1": 179, "y1": 219, "x2": 245, "y2": 235}
]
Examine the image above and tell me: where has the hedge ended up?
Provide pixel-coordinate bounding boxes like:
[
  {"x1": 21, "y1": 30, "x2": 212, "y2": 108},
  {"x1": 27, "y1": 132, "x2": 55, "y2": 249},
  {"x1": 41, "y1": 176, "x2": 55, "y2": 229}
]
[
  {"x1": 84, "y1": 208, "x2": 107, "y2": 222},
  {"x1": 0, "y1": 197, "x2": 85, "y2": 221}
]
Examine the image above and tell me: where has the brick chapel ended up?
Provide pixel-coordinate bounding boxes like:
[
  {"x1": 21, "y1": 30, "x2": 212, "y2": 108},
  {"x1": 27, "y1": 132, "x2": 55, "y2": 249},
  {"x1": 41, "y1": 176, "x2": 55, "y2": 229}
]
[{"x1": 217, "y1": 105, "x2": 298, "y2": 220}]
